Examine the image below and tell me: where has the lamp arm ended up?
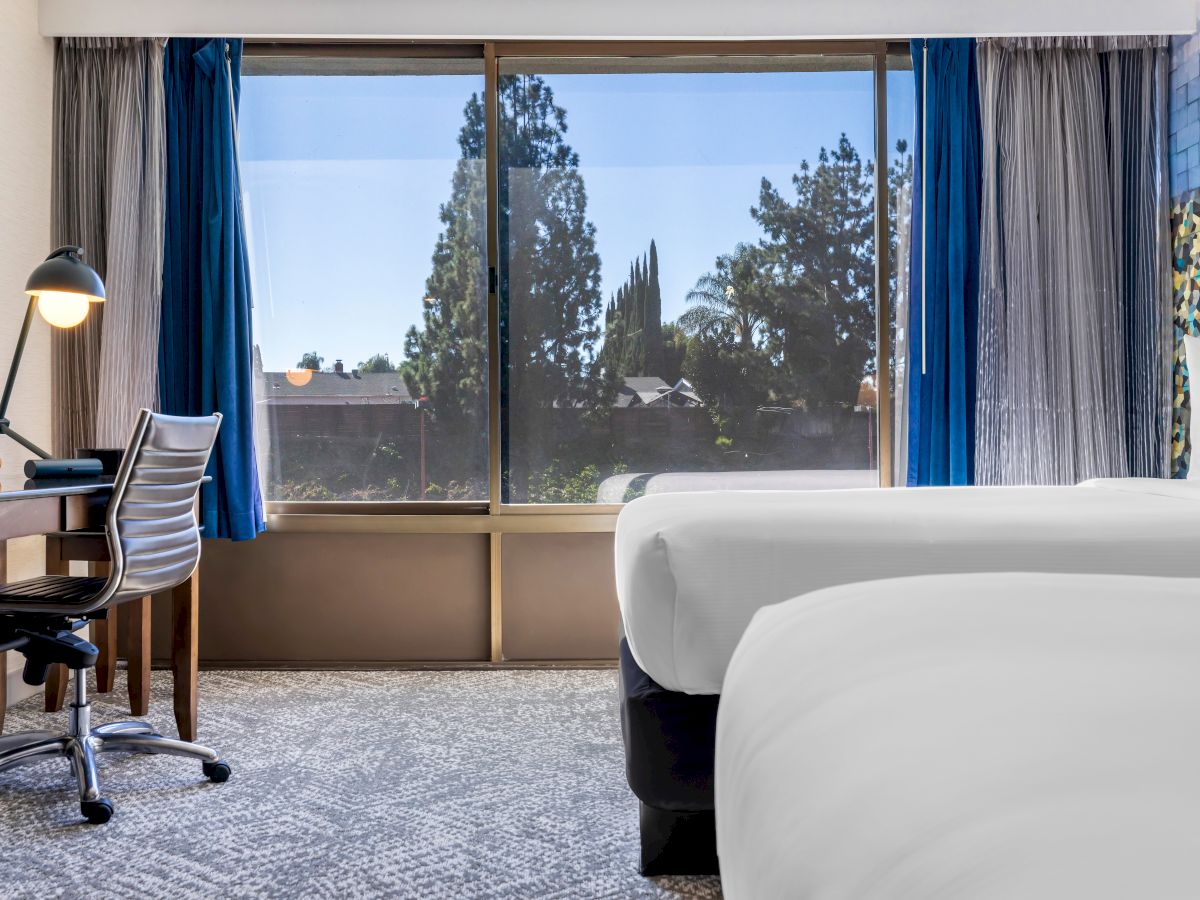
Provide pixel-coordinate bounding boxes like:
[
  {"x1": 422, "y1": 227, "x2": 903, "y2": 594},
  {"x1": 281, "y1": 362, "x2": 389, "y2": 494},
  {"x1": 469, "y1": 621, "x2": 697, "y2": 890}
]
[{"x1": 0, "y1": 295, "x2": 37, "y2": 422}]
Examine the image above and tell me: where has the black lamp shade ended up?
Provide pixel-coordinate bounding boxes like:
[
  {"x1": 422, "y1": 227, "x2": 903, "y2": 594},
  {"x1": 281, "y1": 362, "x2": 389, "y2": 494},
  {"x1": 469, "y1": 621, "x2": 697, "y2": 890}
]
[{"x1": 24, "y1": 245, "x2": 105, "y2": 301}]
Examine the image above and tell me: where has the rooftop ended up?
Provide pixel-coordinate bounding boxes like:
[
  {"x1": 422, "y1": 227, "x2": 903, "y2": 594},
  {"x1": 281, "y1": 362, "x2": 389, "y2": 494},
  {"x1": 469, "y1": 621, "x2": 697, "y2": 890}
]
[{"x1": 258, "y1": 370, "x2": 413, "y2": 406}]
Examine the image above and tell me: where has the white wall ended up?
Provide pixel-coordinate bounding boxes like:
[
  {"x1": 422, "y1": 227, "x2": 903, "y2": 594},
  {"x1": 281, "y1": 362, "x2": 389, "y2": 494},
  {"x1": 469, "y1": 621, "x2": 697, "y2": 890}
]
[
  {"x1": 1, "y1": 0, "x2": 54, "y2": 707},
  {"x1": 38, "y1": 0, "x2": 1197, "y2": 40}
]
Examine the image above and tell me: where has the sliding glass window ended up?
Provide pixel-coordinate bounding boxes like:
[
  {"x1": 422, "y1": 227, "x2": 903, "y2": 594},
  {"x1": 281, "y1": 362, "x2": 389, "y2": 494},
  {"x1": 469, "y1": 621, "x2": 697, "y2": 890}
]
[
  {"x1": 240, "y1": 45, "x2": 912, "y2": 509},
  {"x1": 240, "y1": 54, "x2": 489, "y2": 502},
  {"x1": 498, "y1": 55, "x2": 890, "y2": 503}
]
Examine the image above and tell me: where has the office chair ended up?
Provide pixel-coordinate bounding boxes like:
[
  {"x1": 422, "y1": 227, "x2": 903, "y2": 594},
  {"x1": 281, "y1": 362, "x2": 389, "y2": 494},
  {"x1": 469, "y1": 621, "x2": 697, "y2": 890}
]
[{"x1": 0, "y1": 409, "x2": 230, "y2": 824}]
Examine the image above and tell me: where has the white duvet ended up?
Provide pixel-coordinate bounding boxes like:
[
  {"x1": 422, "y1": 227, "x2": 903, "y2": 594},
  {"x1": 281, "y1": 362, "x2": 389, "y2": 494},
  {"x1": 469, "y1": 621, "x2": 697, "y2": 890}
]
[
  {"x1": 615, "y1": 479, "x2": 1200, "y2": 694},
  {"x1": 715, "y1": 572, "x2": 1200, "y2": 900}
]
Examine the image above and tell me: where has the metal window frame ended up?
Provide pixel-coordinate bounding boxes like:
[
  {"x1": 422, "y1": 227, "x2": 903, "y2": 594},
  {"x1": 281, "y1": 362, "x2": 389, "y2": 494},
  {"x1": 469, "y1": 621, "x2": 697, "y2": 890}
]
[{"x1": 247, "y1": 38, "x2": 898, "y2": 527}]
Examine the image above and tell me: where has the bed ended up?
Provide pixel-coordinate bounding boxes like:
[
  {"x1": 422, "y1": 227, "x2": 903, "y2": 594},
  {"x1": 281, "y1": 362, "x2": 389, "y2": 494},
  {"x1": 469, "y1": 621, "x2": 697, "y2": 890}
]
[
  {"x1": 617, "y1": 478, "x2": 1200, "y2": 695},
  {"x1": 715, "y1": 572, "x2": 1200, "y2": 900},
  {"x1": 615, "y1": 477, "x2": 1200, "y2": 873}
]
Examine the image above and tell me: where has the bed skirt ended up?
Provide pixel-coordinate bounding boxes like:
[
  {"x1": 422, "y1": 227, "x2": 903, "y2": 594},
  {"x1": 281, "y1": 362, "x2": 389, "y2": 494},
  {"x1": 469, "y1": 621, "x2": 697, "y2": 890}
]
[{"x1": 618, "y1": 638, "x2": 719, "y2": 875}]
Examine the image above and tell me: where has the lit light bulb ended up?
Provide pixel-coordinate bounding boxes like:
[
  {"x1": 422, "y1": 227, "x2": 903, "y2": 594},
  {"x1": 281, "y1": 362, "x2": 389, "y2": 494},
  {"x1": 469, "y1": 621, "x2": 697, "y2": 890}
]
[
  {"x1": 35, "y1": 291, "x2": 91, "y2": 328},
  {"x1": 285, "y1": 368, "x2": 313, "y2": 387}
]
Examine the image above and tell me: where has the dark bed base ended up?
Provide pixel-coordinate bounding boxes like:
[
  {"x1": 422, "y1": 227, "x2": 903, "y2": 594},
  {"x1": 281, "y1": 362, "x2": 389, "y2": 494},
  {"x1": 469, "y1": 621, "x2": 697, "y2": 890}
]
[
  {"x1": 639, "y1": 803, "x2": 719, "y2": 876},
  {"x1": 619, "y1": 639, "x2": 721, "y2": 876}
]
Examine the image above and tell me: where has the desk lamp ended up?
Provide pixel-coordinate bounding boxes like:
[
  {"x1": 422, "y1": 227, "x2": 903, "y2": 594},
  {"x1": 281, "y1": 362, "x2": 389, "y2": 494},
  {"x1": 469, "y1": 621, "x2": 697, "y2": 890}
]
[{"x1": 1, "y1": 245, "x2": 105, "y2": 475}]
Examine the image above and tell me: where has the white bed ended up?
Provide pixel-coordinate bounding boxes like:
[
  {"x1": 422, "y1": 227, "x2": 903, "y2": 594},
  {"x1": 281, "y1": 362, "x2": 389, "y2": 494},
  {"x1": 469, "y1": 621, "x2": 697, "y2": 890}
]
[
  {"x1": 616, "y1": 478, "x2": 1200, "y2": 694},
  {"x1": 714, "y1": 572, "x2": 1200, "y2": 900}
]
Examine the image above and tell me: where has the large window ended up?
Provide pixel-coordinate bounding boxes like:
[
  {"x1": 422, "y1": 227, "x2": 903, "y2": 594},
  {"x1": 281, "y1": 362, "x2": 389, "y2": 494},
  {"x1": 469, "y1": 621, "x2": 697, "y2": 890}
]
[{"x1": 240, "y1": 45, "x2": 912, "y2": 507}]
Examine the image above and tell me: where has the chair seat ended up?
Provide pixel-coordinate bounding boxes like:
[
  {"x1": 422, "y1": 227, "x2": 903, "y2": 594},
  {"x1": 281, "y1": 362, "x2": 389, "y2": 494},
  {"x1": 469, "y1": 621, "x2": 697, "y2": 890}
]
[{"x1": 0, "y1": 575, "x2": 107, "y2": 606}]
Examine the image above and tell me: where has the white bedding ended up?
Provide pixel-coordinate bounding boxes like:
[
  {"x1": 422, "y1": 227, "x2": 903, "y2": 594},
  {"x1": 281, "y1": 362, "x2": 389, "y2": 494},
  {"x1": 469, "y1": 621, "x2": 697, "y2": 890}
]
[
  {"x1": 616, "y1": 479, "x2": 1200, "y2": 694},
  {"x1": 715, "y1": 573, "x2": 1200, "y2": 900}
]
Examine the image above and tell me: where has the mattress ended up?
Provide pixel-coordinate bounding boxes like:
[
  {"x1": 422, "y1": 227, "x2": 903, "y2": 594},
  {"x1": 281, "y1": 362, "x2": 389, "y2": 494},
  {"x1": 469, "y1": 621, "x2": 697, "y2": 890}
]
[
  {"x1": 615, "y1": 478, "x2": 1200, "y2": 694},
  {"x1": 714, "y1": 572, "x2": 1200, "y2": 900}
]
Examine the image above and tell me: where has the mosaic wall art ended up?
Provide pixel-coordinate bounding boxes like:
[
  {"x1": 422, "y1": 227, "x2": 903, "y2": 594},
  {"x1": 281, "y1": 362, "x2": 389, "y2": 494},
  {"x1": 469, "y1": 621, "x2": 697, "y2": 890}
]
[{"x1": 1172, "y1": 192, "x2": 1200, "y2": 476}]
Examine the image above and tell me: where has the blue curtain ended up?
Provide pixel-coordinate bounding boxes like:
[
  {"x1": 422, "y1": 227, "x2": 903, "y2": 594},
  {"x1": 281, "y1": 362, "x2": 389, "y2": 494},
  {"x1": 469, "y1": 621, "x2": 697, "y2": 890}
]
[
  {"x1": 160, "y1": 38, "x2": 264, "y2": 540},
  {"x1": 906, "y1": 39, "x2": 983, "y2": 487}
]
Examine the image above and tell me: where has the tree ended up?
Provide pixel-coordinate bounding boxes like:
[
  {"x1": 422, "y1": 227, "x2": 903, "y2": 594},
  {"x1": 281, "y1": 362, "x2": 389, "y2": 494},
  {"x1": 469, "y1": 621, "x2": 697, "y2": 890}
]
[
  {"x1": 358, "y1": 353, "x2": 396, "y2": 373},
  {"x1": 402, "y1": 74, "x2": 603, "y2": 501},
  {"x1": 643, "y1": 240, "x2": 664, "y2": 377},
  {"x1": 296, "y1": 351, "x2": 323, "y2": 371},
  {"x1": 751, "y1": 134, "x2": 876, "y2": 409},
  {"x1": 679, "y1": 244, "x2": 773, "y2": 448},
  {"x1": 679, "y1": 243, "x2": 766, "y2": 352},
  {"x1": 496, "y1": 74, "x2": 603, "y2": 499},
  {"x1": 659, "y1": 322, "x2": 688, "y2": 386},
  {"x1": 598, "y1": 241, "x2": 667, "y2": 382}
]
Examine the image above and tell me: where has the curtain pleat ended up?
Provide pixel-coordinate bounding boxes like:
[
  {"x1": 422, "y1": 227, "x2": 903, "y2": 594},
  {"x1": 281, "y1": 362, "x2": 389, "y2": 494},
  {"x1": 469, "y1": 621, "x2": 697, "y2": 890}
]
[
  {"x1": 974, "y1": 38, "x2": 1169, "y2": 485},
  {"x1": 52, "y1": 37, "x2": 165, "y2": 454},
  {"x1": 97, "y1": 41, "x2": 166, "y2": 447},
  {"x1": 160, "y1": 38, "x2": 264, "y2": 540},
  {"x1": 905, "y1": 39, "x2": 983, "y2": 486}
]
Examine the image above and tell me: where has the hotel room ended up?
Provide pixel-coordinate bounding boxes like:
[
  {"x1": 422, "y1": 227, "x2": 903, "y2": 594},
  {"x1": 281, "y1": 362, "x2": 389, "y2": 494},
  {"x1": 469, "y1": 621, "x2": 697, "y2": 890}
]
[{"x1": 1, "y1": 0, "x2": 1198, "y2": 897}]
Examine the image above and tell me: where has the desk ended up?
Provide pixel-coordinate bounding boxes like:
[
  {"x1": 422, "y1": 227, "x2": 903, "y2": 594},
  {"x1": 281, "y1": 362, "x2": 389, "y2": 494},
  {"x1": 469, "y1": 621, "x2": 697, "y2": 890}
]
[{"x1": 0, "y1": 478, "x2": 201, "y2": 741}]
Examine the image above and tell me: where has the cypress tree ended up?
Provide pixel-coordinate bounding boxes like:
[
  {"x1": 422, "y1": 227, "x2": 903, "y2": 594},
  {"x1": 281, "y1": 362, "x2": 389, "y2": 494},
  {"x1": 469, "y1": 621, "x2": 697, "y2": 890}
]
[{"x1": 644, "y1": 240, "x2": 664, "y2": 378}]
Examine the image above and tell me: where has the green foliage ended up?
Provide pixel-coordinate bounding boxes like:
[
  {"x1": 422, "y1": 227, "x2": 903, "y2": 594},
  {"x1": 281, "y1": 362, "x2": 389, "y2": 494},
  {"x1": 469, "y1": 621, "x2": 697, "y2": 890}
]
[
  {"x1": 750, "y1": 134, "x2": 876, "y2": 408},
  {"x1": 403, "y1": 74, "x2": 605, "y2": 499},
  {"x1": 659, "y1": 323, "x2": 688, "y2": 386},
  {"x1": 598, "y1": 240, "x2": 666, "y2": 382},
  {"x1": 296, "y1": 351, "x2": 323, "y2": 370},
  {"x1": 498, "y1": 75, "x2": 603, "y2": 426},
  {"x1": 682, "y1": 332, "x2": 773, "y2": 445},
  {"x1": 357, "y1": 353, "x2": 396, "y2": 373},
  {"x1": 679, "y1": 243, "x2": 767, "y2": 351},
  {"x1": 527, "y1": 460, "x2": 628, "y2": 504},
  {"x1": 399, "y1": 92, "x2": 491, "y2": 491}
]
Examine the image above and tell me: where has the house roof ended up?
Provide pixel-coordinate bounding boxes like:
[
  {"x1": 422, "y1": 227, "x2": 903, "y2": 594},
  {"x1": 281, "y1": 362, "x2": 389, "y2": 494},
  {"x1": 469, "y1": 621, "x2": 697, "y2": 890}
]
[
  {"x1": 615, "y1": 376, "x2": 703, "y2": 408},
  {"x1": 259, "y1": 371, "x2": 413, "y2": 406}
]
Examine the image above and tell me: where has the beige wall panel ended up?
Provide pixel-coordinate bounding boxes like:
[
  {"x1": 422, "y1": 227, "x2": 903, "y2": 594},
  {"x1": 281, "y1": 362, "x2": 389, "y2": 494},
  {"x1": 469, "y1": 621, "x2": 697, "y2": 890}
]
[
  {"x1": 1, "y1": 0, "x2": 53, "y2": 705},
  {"x1": 501, "y1": 532, "x2": 619, "y2": 661},
  {"x1": 157, "y1": 532, "x2": 490, "y2": 664}
]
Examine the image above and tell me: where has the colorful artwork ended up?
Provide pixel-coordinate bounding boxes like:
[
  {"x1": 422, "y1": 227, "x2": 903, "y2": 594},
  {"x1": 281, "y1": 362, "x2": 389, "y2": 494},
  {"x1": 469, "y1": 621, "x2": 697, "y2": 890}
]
[{"x1": 1172, "y1": 192, "x2": 1200, "y2": 476}]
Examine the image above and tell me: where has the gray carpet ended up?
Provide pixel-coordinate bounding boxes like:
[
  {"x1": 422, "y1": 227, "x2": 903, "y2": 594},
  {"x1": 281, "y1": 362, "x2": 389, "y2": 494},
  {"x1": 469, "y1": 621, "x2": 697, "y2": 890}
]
[{"x1": 0, "y1": 669, "x2": 722, "y2": 899}]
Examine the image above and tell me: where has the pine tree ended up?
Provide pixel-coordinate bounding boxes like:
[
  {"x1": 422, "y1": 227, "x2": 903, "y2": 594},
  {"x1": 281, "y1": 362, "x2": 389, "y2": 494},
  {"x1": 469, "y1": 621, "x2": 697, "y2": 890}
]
[
  {"x1": 402, "y1": 74, "x2": 603, "y2": 500},
  {"x1": 751, "y1": 134, "x2": 876, "y2": 408},
  {"x1": 400, "y1": 96, "x2": 489, "y2": 494}
]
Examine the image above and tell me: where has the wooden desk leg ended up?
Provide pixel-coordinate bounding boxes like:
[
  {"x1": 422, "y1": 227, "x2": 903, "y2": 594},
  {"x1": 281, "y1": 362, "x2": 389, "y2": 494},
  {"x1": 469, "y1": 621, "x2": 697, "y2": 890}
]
[
  {"x1": 44, "y1": 536, "x2": 69, "y2": 713},
  {"x1": 125, "y1": 595, "x2": 151, "y2": 717},
  {"x1": 92, "y1": 563, "x2": 115, "y2": 694},
  {"x1": 171, "y1": 572, "x2": 199, "y2": 742}
]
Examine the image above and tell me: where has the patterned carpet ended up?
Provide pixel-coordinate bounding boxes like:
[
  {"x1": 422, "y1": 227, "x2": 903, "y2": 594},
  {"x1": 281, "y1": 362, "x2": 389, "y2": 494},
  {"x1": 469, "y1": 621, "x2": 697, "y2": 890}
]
[{"x1": 0, "y1": 669, "x2": 722, "y2": 899}]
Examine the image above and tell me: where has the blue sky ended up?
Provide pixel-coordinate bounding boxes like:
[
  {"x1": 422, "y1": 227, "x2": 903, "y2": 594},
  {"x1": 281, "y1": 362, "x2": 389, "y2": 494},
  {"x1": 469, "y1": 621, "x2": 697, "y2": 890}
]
[{"x1": 240, "y1": 67, "x2": 913, "y2": 373}]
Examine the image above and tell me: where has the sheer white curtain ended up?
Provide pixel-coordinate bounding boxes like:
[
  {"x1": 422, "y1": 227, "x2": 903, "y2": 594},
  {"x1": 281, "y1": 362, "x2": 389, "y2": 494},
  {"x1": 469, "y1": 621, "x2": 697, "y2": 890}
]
[{"x1": 974, "y1": 37, "x2": 1170, "y2": 485}]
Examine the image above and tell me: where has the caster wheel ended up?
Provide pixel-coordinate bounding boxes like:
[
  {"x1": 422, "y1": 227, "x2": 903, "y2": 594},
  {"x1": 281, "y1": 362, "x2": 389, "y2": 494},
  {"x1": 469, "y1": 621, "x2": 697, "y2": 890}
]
[
  {"x1": 81, "y1": 798, "x2": 114, "y2": 825},
  {"x1": 203, "y1": 760, "x2": 232, "y2": 783}
]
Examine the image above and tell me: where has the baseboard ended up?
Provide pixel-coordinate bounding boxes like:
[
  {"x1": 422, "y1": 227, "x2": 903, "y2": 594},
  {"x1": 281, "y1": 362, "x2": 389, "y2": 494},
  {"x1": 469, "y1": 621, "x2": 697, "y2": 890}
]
[{"x1": 183, "y1": 659, "x2": 619, "y2": 671}]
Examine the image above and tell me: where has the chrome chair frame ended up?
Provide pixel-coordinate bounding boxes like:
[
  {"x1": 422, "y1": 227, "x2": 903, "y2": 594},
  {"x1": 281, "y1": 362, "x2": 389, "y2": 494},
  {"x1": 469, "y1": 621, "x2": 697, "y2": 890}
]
[{"x1": 0, "y1": 409, "x2": 229, "y2": 824}]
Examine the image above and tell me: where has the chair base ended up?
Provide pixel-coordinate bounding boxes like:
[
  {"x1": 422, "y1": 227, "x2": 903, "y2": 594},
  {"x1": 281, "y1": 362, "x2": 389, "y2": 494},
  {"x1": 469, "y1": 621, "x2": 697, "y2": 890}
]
[{"x1": 0, "y1": 668, "x2": 229, "y2": 824}]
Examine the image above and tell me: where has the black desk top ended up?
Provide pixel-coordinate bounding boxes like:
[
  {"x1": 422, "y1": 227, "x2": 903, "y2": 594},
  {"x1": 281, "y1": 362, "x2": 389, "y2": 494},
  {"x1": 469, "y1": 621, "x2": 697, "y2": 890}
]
[{"x1": 0, "y1": 477, "x2": 115, "y2": 502}]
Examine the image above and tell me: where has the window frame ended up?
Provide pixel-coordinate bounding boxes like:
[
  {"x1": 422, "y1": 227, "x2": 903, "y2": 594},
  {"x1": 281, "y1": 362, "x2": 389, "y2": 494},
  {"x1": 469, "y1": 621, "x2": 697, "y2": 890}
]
[{"x1": 245, "y1": 39, "x2": 902, "y2": 523}]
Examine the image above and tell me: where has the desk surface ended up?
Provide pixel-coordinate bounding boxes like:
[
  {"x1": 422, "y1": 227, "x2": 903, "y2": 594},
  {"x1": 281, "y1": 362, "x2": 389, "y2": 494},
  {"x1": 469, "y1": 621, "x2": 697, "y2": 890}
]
[{"x1": 0, "y1": 477, "x2": 114, "y2": 502}]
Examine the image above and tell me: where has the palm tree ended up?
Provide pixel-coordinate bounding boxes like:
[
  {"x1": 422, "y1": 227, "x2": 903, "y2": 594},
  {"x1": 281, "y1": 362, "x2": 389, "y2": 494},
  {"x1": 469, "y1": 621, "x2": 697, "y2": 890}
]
[{"x1": 679, "y1": 244, "x2": 765, "y2": 351}]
